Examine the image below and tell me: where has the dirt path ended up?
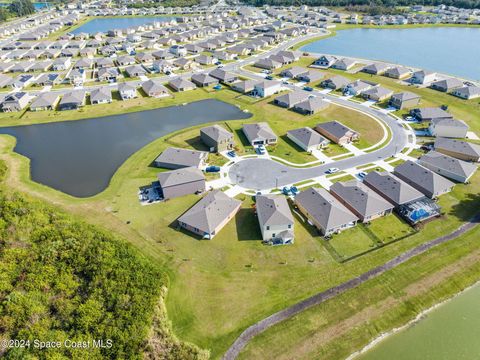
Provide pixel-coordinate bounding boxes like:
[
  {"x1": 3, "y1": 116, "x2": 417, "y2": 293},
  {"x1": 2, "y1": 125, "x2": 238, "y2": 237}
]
[{"x1": 222, "y1": 214, "x2": 480, "y2": 360}]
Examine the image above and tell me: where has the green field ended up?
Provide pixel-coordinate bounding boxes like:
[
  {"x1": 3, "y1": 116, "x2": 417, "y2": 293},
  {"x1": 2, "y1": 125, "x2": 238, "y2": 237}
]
[{"x1": 0, "y1": 22, "x2": 479, "y2": 360}]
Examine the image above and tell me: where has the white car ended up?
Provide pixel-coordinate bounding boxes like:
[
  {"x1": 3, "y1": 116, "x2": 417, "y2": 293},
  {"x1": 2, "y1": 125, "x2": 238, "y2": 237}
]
[{"x1": 326, "y1": 167, "x2": 339, "y2": 174}]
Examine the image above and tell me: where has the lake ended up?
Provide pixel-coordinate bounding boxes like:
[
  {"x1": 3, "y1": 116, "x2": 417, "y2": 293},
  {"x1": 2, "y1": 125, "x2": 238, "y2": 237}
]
[
  {"x1": 0, "y1": 100, "x2": 250, "y2": 198},
  {"x1": 71, "y1": 16, "x2": 173, "y2": 34},
  {"x1": 301, "y1": 27, "x2": 480, "y2": 80},
  {"x1": 356, "y1": 283, "x2": 480, "y2": 360}
]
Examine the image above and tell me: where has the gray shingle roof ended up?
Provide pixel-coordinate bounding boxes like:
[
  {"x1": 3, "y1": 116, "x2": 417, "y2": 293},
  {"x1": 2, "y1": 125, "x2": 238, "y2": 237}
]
[
  {"x1": 363, "y1": 171, "x2": 424, "y2": 206},
  {"x1": 242, "y1": 122, "x2": 276, "y2": 143},
  {"x1": 393, "y1": 160, "x2": 454, "y2": 197},
  {"x1": 177, "y1": 190, "x2": 241, "y2": 234},
  {"x1": 200, "y1": 125, "x2": 232, "y2": 142},
  {"x1": 315, "y1": 121, "x2": 357, "y2": 139},
  {"x1": 157, "y1": 166, "x2": 204, "y2": 187},
  {"x1": 434, "y1": 137, "x2": 480, "y2": 159},
  {"x1": 287, "y1": 127, "x2": 328, "y2": 148},
  {"x1": 256, "y1": 194, "x2": 293, "y2": 227},
  {"x1": 295, "y1": 187, "x2": 358, "y2": 230},
  {"x1": 431, "y1": 117, "x2": 469, "y2": 130},
  {"x1": 155, "y1": 147, "x2": 207, "y2": 168},
  {"x1": 330, "y1": 180, "x2": 394, "y2": 218},
  {"x1": 418, "y1": 151, "x2": 477, "y2": 180}
]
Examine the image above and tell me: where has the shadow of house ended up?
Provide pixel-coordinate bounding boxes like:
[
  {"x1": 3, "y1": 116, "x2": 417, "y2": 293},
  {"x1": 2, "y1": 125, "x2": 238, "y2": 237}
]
[
  {"x1": 279, "y1": 134, "x2": 308, "y2": 153},
  {"x1": 185, "y1": 136, "x2": 210, "y2": 151},
  {"x1": 235, "y1": 208, "x2": 262, "y2": 241}
]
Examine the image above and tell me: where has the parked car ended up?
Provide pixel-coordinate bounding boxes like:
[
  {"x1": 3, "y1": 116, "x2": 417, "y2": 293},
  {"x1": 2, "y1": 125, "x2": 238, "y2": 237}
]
[
  {"x1": 227, "y1": 150, "x2": 236, "y2": 157},
  {"x1": 357, "y1": 172, "x2": 367, "y2": 179},
  {"x1": 326, "y1": 167, "x2": 339, "y2": 174},
  {"x1": 303, "y1": 86, "x2": 313, "y2": 92},
  {"x1": 205, "y1": 166, "x2": 221, "y2": 172},
  {"x1": 265, "y1": 75, "x2": 273, "y2": 80}
]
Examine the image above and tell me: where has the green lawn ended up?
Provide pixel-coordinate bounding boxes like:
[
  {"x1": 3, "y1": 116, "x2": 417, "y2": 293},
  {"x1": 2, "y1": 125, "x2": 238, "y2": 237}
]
[
  {"x1": 0, "y1": 29, "x2": 479, "y2": 360},
  {"x1": 366, "y1": 214, "x2": 417, "y2": 244},
  {"x1": 328, "y1": 227, "x2": 376, "y2": 258}
]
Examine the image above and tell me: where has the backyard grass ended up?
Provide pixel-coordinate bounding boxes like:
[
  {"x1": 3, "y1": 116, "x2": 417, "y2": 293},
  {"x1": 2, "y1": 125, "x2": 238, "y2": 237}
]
[{"x1": 328, "y1": 226, "x2": 376, "y2": 258}]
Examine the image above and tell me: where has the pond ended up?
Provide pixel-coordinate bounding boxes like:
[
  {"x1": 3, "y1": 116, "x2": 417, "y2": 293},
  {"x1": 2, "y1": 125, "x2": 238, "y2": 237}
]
[
  {"x1": 356, "y1": 283, "x2": 480, "y2": 360},
  {"x1": 301, "y1": 27, "x2": 480, "y2": 80},
  {"x1": 71, "y1": 16, "x2": 173, "y2": 34},
  {"x1": 0, "y1": 99, "x2": 251, "y2": 198}
]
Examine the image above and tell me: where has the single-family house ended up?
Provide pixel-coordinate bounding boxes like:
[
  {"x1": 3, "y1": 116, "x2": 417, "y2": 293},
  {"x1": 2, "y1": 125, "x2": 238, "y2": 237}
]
[
  {"x1": 430, "y1": 78, "x2": 464, "y2": 92},
  {"x1": 124, "y1": 65, "x2": 146, "y2": 78},
  {"x1": 293, "y1": 97, "x2": 330, "y2": 115},
  {"x1": 384, "y1": 66, "x2": 412, "y2": 79},
  {"x1": 343, "y1": 80, "x2": 376, "y2": 96},
  {"x1": 169, "y1": 77, "x2": 197, "y2": 92},
  {"x1": 451, "y1": 86, "x2": 480, "y2": 100},
  {"x1": 295, "y1": 187, "x2": 358, "y2": 236},
  {"x1": 231, "y1": 79, "x2": 259, "y2": 94},
  {"x1": 434, "y1": 137, "x2": 480, "y2": 162},
  {"x1": 200, "y1": 125, "x2": 234, "y2": 152},
  {"x1": 29, "y1": 92, "x2": 60, "y2": 111},
  {"x1": 256, "y1": 195, "x2": 294, "y2": 245},
  {"x1": 118, "y1": 83, "x2": 137, "y2": 100},
  {"x1": 429, "y1": 118, "x2": 469, "y2": 138},
  {"x1": 315, "y1": 121, "x2": 359, "y2": 145},
  {"x1": 281, "y1": 66, "x2": 308, "y2": 79},
  {"x1": 410, "y1": 107, "x2": 453, "y2": 121},
  {"x1": 58, "y1": 90, "x2": 86, "y2": 110},
  {"x1": 393, "y1": 160, "x2": 454, "y2": 198},
  {"x1": 191, "y1": 73, "x2": 219, "y2": 87},
  {"x1": 418, "y1": 151, "x2": 477, "y2": 183},
  {"x1": 242, "y1": 122, "x2": 277, "y2": 146},
  {"x1": 363, "y1": 171, "x2": 424, "y2": 206},
  {"x1": 321, "y1": 75, "x2": 350, "y2": 90},
  {"x1": 331, "y1": 58, "x2": 356, "y2": 71},
  {"x1": 362, "y1": 62, "x2": 392, "y2": 75},
  {"x1": 361, "y1": 86, "x2": 394, "y2": 102},
  {"x1": 209, "y1": 68, "x2": 237, "y2": 83},
  {"x1": 254, "y1": 57, "x2": 281, "y2": 70},
  {"x1": 157, "y1": 167, "x2": 206, "y2": 199},
  {"x1": 313, "y1": 55, "x2": 337, "y2": 67},
  {"x1": 177, "y1": 190, "x2": 241, "y2": 239},
  {"x1": 154, "y1": 147, "x2": 208, "y2": 169},
  {"x1": 389, "y1": 92, "x2": 421, "y2": 109},
  {"x1": 287, "y1": 127, "x2": 329, "y2": 151},
  {"x1": 411, "y1": 70, "x2": 437, "y2": 84},
  {"x1": 142, "y1": 79, "x2": 170, "y2": 98},
  {"x1": 330, "y1": 181, "x2": 394, "y2": 222},
  {"x1": 90, "y1": 87, "x2": 112, "y2": 105},
  {"x1": 252, "y1": 80, "x2": 282, "y2": 98},
  {"x1": 1, "y1": 92, "x2": 32, "y2": 112},
  {"x1": 274, "y1": 91, "x2": 309, "y2": 108}
]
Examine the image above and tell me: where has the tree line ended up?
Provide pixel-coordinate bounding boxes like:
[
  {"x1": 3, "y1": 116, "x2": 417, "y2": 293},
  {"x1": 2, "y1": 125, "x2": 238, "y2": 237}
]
[
  {"x1": 241, "y1": 0, "x2": 480, "y2": 10},
  {"x1": 0, "y1": 160, "x2": 206, "y2": 359},
  {"x1": 0, "y1": 0, "x2": 36, "y2": 22}
]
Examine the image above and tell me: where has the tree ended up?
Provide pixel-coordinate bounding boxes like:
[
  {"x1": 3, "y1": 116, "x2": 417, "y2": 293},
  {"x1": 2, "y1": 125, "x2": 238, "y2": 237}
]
[{"x1": 9, "y1": 0, "x2": 35, "y2": 17}]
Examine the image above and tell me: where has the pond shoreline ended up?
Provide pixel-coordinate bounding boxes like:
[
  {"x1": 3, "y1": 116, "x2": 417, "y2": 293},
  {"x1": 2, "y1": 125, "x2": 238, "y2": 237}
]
[{"x1": 346, "y1": 280, "x2": 480, "y2": 360}]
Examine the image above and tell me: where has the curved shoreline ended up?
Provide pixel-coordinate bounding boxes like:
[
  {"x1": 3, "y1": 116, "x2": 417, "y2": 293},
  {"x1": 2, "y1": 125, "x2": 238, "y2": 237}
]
[{"x1": 345, "y1": 280, "x2": 480, "y2": 360}]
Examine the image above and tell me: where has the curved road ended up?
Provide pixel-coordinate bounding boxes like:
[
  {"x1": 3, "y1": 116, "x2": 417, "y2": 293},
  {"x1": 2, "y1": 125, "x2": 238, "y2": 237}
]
[
  {"x1": 223, "y1": 214, "x2": 480, "y2": 360},
  {"x1": 228, "y1": 87, "x2": 410, "y2": 190}
]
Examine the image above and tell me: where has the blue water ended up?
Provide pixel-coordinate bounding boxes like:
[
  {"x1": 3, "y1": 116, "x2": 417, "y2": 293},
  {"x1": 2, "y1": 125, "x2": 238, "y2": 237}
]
[
  {"x1": 0, "y1": 2, "x2": 49, "y2": 10},
  {"x1": 71, "y1": 16, "x2": 172, "y2": 34},
  {"x1": 301, "y1": 27, "x2": 480, "y2": 80}
]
